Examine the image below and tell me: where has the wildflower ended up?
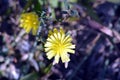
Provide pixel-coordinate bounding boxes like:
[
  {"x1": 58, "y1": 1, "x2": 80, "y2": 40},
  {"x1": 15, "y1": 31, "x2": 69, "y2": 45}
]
[
  {"x1": 19, "y1": 12, "x2": 40, "y2": 35},
  {"x1": 44, "y1": 27, "x2": 75, "y2": 65}
]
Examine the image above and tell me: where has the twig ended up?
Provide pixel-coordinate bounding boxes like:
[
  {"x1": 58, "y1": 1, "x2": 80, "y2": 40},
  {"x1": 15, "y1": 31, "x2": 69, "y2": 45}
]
[
  {"x1": 87, "y1": 18, "x2": 120, "y2": 42},
  {"x1": 69, "y1": 34, "x2": 101, "y2": 80}
]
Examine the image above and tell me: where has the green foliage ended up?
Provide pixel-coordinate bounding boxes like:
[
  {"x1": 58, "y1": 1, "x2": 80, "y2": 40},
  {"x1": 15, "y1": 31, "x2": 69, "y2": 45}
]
[
  {"x1": 20, "y1": 72, "x2": 39, "y2": 80},
  {"x1": 33, "y1": 0, "x2": 42, "y2": 15},
  {"x1": 69, "y1": 0, "x2": 77, "y2": 3},
  {"x1": 49, "y1": 0, "x2": 58, "y2": 8},
  {"x1": 43, "y1": 64, "x2": 52, "y2": 74}
]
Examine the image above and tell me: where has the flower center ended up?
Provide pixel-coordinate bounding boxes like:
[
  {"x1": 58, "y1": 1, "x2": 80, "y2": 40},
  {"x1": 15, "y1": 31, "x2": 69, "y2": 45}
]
[{"x1": 54, "y1": 40, "x2": 65, "y2": 54}]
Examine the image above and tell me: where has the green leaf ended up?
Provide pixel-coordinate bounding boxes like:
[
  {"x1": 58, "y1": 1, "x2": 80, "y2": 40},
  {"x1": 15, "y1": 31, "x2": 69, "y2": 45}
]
[
  {"x1": 49, "y1": 0, "x2": 58, "y2": 8},
  {"x1": 38, "y1": 0, "x2": 44, "y2": 5},
  {"x1": 69, "y1": 0, "x2": 77, "y2": 3},
  {"x1": 33, "y1": 0, "x2": 42, "y2": 15},
  {"x1": 0, "y1": 71, "x2": 3, "y2": 77},
  {"x1": 20, "y1": 72, "x2": 39, "y2": 80},
  {"x1": 43, "y1": 64, "x2": 52, "y2": 74}
]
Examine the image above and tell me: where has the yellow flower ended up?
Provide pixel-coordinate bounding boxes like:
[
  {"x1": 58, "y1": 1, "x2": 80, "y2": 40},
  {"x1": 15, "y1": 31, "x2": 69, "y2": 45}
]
[
  {"x1": 19, "y1": 12, "x2": 40, "y2": 35},
  {"x1": 44, "y1": 27, "x2": 75, "y2": 65}
]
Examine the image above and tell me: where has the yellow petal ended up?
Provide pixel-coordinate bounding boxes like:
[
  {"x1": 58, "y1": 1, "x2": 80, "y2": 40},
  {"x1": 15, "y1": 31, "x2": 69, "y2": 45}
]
[
  {"x1": 60, "y1": 27, "x2": 64, "y2": 34},
  {"x1": 65, "y1": 44, "x2": 75, "y2": 49},
  {"x1": 63, "y1": 35, "x2": 72, "y2": 43},
  {"x1": 57, "y1": 32, "x2": 61, "y2": 40},
  {"x1": 32, "y1": 26, "x2": 38, "y2": 35},
  {"x1": 20, "y1": 24, "x2": 23, "y2": 27},
  {"x1": 61, "y1": 33, "x2": 65, "y2": 42},
  {"x1": 45, "y1": 47, "x2": 51, "y2": 52},
  {"x1": 54, "y1": 54, "x2": 60, "y2": 64},
  {"x1": 48, "y1": 30, "x2": 53, "y2": 37},
  {"x1": 47, "y1": 38, "x2": 53, "y2": 42},
  {"x1": 61, "y1": 53, "x2": 70, "y2": 62},
  {"x1": 65, "y1": 49, "x2": 75, "y2": 54},
  {"x1": 47, "y1": 51, "x2": 55, "y2": 59},
  {"x1": 53, "y1": 28, "x2": 58, "y2": 33},
  {"x1": 25, "y1": 27, "x2": 31, "y2": 33},
  {"x1": 53, "y1": 33, "x2": 58, "y2": 39},
  {"x1": 44, "y1": 42, "x2": 52, "y2": 47},
  {"x1": 49, "y1": 35, "x2": 56, "y2": 42}
]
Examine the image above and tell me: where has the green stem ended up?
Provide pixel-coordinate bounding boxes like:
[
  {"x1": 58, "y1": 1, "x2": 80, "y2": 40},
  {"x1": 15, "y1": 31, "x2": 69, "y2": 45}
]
[{"x1": 22, "y1": 0, "x2": 33, "y2": 13}]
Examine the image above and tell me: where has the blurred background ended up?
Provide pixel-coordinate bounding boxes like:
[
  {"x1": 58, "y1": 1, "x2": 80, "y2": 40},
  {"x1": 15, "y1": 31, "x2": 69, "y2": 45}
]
[{"x1": 0, "y1": 0, "x2": 120, "y2": 80}]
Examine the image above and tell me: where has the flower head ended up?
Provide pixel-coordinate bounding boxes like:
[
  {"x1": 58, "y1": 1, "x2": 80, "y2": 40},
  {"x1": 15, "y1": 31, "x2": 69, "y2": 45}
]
[
  {"x1": 19, "y1": 12, "x2": 40, "y2": 35},
  {"x1": 44, "y1": 27, "x2": 75, "y2": 65}
]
